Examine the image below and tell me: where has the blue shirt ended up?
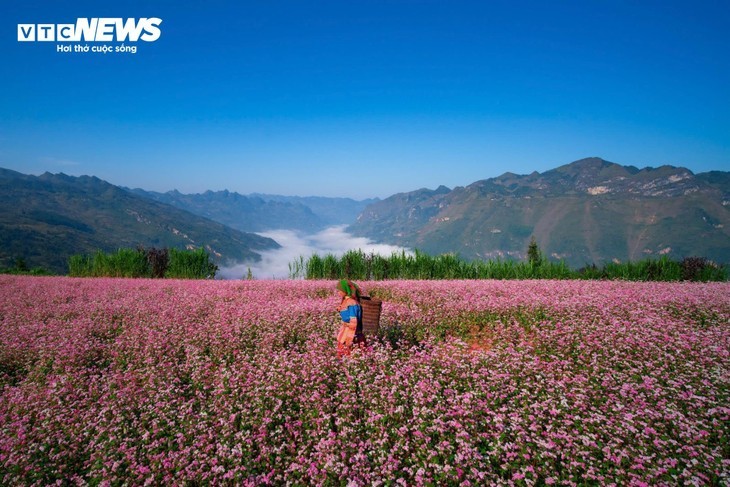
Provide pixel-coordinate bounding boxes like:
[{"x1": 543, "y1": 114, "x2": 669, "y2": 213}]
[{"x1": 340, "y1": 303, "x2": 363, "y2": 334}]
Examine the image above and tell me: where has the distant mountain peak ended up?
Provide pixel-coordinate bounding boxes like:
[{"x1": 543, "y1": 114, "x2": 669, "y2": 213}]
[
  {"x1": 568, "y1": 156, "x2": 612, "y2": 165},
  {"x1": 554, "y1": 157, "x2": 622, "y2": 173}
]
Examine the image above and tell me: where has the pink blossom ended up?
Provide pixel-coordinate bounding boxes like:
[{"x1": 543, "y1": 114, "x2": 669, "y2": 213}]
[{"x1": 0, "y1": 276, "x2": 727, "y2": 485}]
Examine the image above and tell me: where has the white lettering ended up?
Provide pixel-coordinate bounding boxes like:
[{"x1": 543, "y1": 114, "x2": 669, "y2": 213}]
[
  {"x1": 140, "y1": 18, "x2": 162, "y2": 42},
  {"x1": 91, "y1": 45, "x2": 113, "y2": 54},
  {"x1": 116, "y1": 18, "x2": 145, "y2": 42},
  {"x1": 75, "y1": 18, "x2": 99, "y2": 42},
  {"x1": 115, "y1": 43, "x2": 137, "y2": 54},
  {"x1": 95, "y1": 18, "x2": 116, "y2": 42}
]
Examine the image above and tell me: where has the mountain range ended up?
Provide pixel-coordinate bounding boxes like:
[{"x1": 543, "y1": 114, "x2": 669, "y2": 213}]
[
  {"x1": 348, "y1": 158, "x2": 730, "y2": 267},
  {"x1": 0, "y1": 169, "x2": 279, "y2": 274},
  {"x1": 128, "y1": 188, "x2": 376, "y2": 233},
  {"x1": 3, "y1": 157, "x2": 729, "y2": 274}
]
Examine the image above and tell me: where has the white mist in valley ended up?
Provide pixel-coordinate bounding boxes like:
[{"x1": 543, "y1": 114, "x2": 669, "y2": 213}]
[{"x1": 218, "y1": 225, "x2": 412, "y2": 279}]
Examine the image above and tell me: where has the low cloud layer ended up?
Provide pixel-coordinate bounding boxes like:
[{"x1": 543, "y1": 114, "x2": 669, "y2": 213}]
[{"x1": 218, "y1": 225, "x2": 411, "y2": 279}]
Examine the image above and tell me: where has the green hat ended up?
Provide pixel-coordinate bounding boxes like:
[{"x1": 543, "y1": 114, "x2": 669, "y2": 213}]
[{"x1": 337, "y1": 279, "x2": 361, "y2": 299}]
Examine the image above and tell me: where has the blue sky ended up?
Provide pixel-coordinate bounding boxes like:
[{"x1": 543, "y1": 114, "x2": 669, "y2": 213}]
[{"x1": 1, "y1": 0, "x2": 728, "y2": 199}]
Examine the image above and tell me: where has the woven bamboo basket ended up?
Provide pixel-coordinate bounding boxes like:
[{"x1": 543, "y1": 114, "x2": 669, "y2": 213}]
[{"x1": 360, "y1": 296, "x2": 382, "y2": 335}]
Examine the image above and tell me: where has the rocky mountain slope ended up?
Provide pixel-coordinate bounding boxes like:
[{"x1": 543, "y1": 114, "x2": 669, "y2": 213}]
[{"x1": 349, "y1": 158, "x2": 730, "y2": 267}]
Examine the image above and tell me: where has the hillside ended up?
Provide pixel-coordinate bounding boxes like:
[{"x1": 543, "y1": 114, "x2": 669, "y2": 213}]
[
  {"x1": 129, "y1": 189, "x2": 378, "y2": 233},
  {"x1": 349, "y1": 158, "x2": 730, "y2": 267},
  {"x1": 129, "y1": 189, "x2": 323, "y2": 233},
  {"x1": 0, "y1": 169, "x2": 279, "y2": 274}
]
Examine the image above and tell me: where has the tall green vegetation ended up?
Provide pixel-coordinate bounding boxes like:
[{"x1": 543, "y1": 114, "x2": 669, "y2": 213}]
[
  {"x1": 290, "y1": 249, "x2": 574, "y2": 280},
  {"x1": 68, "y1": 249, "x2": 148, "y2": 278},
  {"x1": 68, "y1": 247, "x2": 218, "y2": 279},
  {"x1": 290, "y1": 249, "x2": 727, "y2": 282},
  {"x1": 165, "y1": 248, "x2": 218, "y2": 279}
]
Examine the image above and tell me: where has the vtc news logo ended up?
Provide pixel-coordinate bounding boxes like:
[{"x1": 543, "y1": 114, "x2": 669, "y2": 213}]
[{"x1": 17, "y1": 18, "x2": 162, "y2": 42}]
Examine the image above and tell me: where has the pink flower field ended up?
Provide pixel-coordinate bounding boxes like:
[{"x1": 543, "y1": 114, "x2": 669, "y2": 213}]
[{"x1": 0, "y1": 275, "x2": 728, "y2": 486}]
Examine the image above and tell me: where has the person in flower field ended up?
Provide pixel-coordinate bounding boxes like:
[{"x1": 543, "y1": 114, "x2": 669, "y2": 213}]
[{"x1": 335, "y1": 279, "x2": 364, "y2": 357}]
